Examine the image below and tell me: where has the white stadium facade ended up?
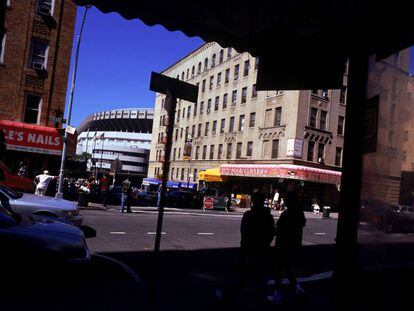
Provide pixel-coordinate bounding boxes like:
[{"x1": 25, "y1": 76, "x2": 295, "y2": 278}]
[{"x1": 76, "y1": 108, "x2": 154, "y2": 183}]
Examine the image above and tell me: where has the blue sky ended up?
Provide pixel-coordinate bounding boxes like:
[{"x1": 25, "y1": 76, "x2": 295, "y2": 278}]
[{"x1": 67, "y1": 7, "x2": 204, "y2": 127}]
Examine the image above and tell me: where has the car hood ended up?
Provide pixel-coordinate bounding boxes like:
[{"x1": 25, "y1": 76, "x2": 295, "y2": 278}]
[
  {"x1": 21, "y1": 215, "x2": 84, "y2": 239},
  {"x1": 18, "y1": 193, "x2": 76, "y2": 210}
]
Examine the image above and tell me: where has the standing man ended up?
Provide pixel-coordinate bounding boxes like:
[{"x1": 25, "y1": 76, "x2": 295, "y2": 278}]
[
  {"x1": 100, "y1": 174, "x2": 109, "y2": 207},
  {"x1": 121, "y1": 177, "x2": 132, "y2": 213},
  {"x1": 34, "y1": 170, "x2": 53, "y2": 196}
]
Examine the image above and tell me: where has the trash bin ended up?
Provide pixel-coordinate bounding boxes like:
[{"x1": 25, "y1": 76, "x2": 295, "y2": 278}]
[{"x1": 322, "y1": 206, "x2": 331, "y2": 218}]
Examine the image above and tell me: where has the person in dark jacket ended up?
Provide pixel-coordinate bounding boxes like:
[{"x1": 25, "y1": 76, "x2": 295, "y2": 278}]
[
  {"x1": 217, "y1": 189, "x2": 275, "y2": 305},
  {"x1": 268, "y1": 191, "x2": 307, "y2": 304}
]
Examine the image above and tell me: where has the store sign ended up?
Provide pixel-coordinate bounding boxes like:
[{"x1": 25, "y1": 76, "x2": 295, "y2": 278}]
[
  {"x1": 0, "y1": 121, "x2": 63, "y2": 155},
  {"x1": 286, "y1": 139, "x2": 303, "y2": 158},
  {"x1": 220, "y1": 164, "x2": 341, "y2": 185}
]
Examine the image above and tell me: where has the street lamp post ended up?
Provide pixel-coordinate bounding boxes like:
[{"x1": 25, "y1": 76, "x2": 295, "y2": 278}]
[{"x1": 56, "y1": 6, "x2": 90, "y2": 198}]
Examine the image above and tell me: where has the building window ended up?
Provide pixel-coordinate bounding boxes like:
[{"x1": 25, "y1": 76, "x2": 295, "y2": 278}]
[
  {"x1": 191, "y1": 125, "x2": 195, "y2": 137},
  {"x1": 173, "y1": 148, "x2": 176, "y2": 160},
  {"x1": 177, "y1": 109, "x2": 180, "y2": 122},
  {"x1": 274, "y1": 107, "x2": 282, "y2": 126},
  {"x1": 262, "y1": 140, "x2": 270, "y2": 158},
  {"x1": 271, "y1": 139, "x2": 279, "y2": 159},
  {"x1": 201, "y1": 79, "x2": 206, "y2": 92},
  {"x1": 176, "y1": 168, "x2": 179, "y2": 179},
  {"x1": 234, "y1": 64, "x2": 240, "y2": 80},
  {"x1": 24, "y1": 94, "x2": 42, "y2": 124},
  {"x1": 218, "y1": 144, "x2": 223, "y2": 159},
  {"x1": 252, "y1": 84, "x2": 257, "y2": 98},
  {"x1": 236, "y1": 143, "x2": 242, "y2": 159},
  {"x1": 200, "y1": 101, "x2": 204, "y2": 115},
  {"x1": 30, "y1": 40, "x2": 48, "y2": 70},
  {"x1": 307, "y1": 141, "x2": 315, "y2": 161},
  {"x1": 254, "y1": 57, "x2": 259, "y2": 70},
  {"x1": 197, "y1": 123, "x2": 202, "y2": 137},
  {"x1": 227, "y1": 47, "x2": 232, "y2": 59},
  {"x1": 171, "y1": 168, "x2": 174, "y2": 179},
  {"x1": 309, "y1": 108, "x2": 318, "y2": 128},
  {"x1": 175, "y1": 129, "x2": 179, "y2": 141},
  {"x1": 37, "y1": 0, "x2": 54, "y2": 16},
  {"x1": 247, "y1": 142, "x2": 253, "y2": 156},
  {"x1": 229, "y1": 116, "x2": 235, "y2": 132},
  {"x1": 185, "y1": 126, "x2": 189, "y2": 140},
  {"x1": 205, "y1": 122, "x2": 209, "y2": 136},
  {"x1": 223, "y1": 93, "x2": 228, "y2": 109},
  {"x1": 209, "y1": 145, "x2": 214, "y2": 159},
  {"x1": 338, "y1": 116, "x2": 344, "y2": 135},
  {"x1": 212, "y1": 121, "x2": 217, "y2": 135},
  {"x1": 241, "y1": 87, "x2": 247, "y2": 104},
  {"x1": 193, "y1": 169, "x2": 197, "y2": 182},
  {"x1": 335, "y1": 147, "x2": 342, "y2": 166},
  {"x1": 249, "y1": 112, "x2": 256, "y2": 127},
  {"x1": 209, "y1": 76, "x2": 214, "y2": 90},
  {"x1": 232, "y1": 90, "x2": 237, "y2": 106},
  {"x1": 0, "y1": 32, "x2": 6, "y2": 64},
  {"x1": 320, "y1": 110, "x2": 327, "y2": 130},
  {"x1": 403, "y1": 151, "x2": 407, "y2": 162},
  {"x1": 207, "y1": 99, "x2": 212, "y2": 113},
  {"x1": 181, "y1": 72, "x2": 185, "y2": 80},
  {"x1": 226, "y1": 143, "x2": 232, "y2": 159},
  {"x1": 225, "y1": 69, "x2": 230, "y2": 84},
  {"x1": 191, "y1": 66, "x2": 195, "y2": 77},
  {"x1": 220, "y1": 119, "x2": 225, "y2": 134},
  {"x1": 243, "y1": 60, "x2": 250, "y2": 77},
  {"x1": 219, "y1": 50, "x2": 224, "y2": 63},
  {"x1": 340, "y1": 85, "x2": 347, "y2": 104},
  {"x1": 317, "y1": 143, "x2": 325, "y2": 162},
  {"x1": 217, "y1": 72, "x2": 222, "y2": 87},
  {"x1": 202, "y1": 145, "x2": 207, "y2": 159},
  {"x1": 181, "y1": 168, "x2": 185, "y2": 180},
  {"x1": 186, "y1": 69, "x2": 189, "y2": 80},
  {"x1": 182, "y1": 108, "x2": 185, "y2": 119},
  {"x1": 212, "y1": 54, "x2": 216, "y2": 67},
  {"x1": 265, "y1": 109, "x2": 273, "y2": 127},
  {"x1": 311, "y1": 89, "x2": 318, "y2": 95},
  {"x1": 204, "y1": 58, "x2": 208, "y2": 71},
  {"x1": 197, "y1": 62, "x2": 201, "y2": 74},
  {"x1": 214, "y1": 96, "x2": 219, "y2": 111},
  {"x1": 322, "y1": 89, "x2": 329, "y2": 98},
  {"x1": 195, "y1": 146, "x2": 200, "y2": 160},
  {"x1": 239, "y1": 115, "x2": 245, "y2": 131},
  {"x1": 193, "y1": 103, "x2": 197, "y2": 117}
]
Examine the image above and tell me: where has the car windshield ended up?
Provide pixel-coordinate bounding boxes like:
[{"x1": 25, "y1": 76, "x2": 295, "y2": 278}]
[{"x1": 0, "y1": 185, "x2": 23, "y2": 199}]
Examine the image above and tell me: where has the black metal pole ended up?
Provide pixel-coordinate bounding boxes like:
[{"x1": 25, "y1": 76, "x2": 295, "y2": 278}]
[{"x1": 154, "y1": 90, "x2": 177, "y2": 254}]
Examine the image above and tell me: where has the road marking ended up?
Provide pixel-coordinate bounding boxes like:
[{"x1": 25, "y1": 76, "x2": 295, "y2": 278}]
[
  {"x1": 92, "y1": 253, "x2": 141, "y2": 283},
  {"x1": 314, "y1": 232, "x2": 327, "y2": 235},
  {"x1": 197, "y1": 232, "x2": 215, "y2": 235},
  {"x1": 147, "y1": 232, "x2": 166, "y2": 235},
  {"x1": 110, "y1": 232, "x2": 126, "y2": 235}
]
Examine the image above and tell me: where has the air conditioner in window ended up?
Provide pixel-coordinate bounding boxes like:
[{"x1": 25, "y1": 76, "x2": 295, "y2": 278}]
[
  {"x1": 32, "y1": 61, "x2": 45, "y2": 70},
  {"x1": 318, "y1": 157, "x2": 325, "y2": 164}
]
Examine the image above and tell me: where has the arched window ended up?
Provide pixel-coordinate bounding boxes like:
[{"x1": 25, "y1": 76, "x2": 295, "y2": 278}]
[
  {"x1": 227, "y1": 47, "x2": 232, "y2": 59},
  {"x1": 197, "y1": 62, "x2": 202, "y2": 74},
  {"x1": 181, "y1": 72, "x2": 185, "y2": 80},
  {"x1": 204, "y1": 58, "x2": 208, "y2": 71},
  {"x1": 191, "y1": 66, "x2": 195, "y2": 77},
  {"x1": 219, "y1": 50, "x2": 224, "y2": 63},
  {"x1": 186, "y1": 69, "x2": 189, "y2": 80},
  {"x1": 176, "y1": 75, "x2": 180, "y2": 80},
  {"x1": 211, "y1": 54, "x2": 216, "y2": 67}
]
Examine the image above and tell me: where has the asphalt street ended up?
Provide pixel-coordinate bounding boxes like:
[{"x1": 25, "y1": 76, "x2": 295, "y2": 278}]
[{"x1": 82, "y1": 208, "x2": 338, "y2": 254}]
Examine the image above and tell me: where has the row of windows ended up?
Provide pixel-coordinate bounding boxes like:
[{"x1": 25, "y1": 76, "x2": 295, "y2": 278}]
[
  {"x1": 158, "y1": 167, "x2": 198, "y2": 183},
  {"x1": 173, "y1": 48, "x2": 259, "y2": 82},
  {"x1": 309, "y1": 108, "x2": 345, "y2": 135}
]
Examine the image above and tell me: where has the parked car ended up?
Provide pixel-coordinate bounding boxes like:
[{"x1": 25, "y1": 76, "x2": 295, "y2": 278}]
[
  {"x1": 0, "y1": 160, "x2": 34, "y2": 193},
  {"x1": 0, "y1": 206, "x2": 90, "y2": 278},
  {"x1": 166, "y1": 189, "x2": 203, "y2": 209},
  {"x1": 136, "y1": 189, "x2": 158, "y2": 206},
  {"x1": 0, "y1": 185, "x2": 82, "y2": 227}
]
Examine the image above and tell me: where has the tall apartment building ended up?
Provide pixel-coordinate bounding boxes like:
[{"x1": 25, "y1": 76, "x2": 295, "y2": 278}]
[
  {"x1": 148, "y1": 42, "x2": 346, "y2": 208},
  {"x1": 0, "y1": 0, "x2": 76, "y2": 177}
]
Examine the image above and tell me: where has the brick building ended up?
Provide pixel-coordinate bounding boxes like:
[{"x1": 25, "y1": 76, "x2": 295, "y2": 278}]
[{"x1": 0, "y1": 0, "x2": 76, "y2": 177}]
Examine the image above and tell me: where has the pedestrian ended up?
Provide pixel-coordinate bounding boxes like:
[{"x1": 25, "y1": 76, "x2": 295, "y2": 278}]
[
  {"x1": 34, "y1": 170, "x2": 53, "y2": 196},
  {"x1": 100, "y1": 174, "x2": 109, "y2": 207},
  {"x1": 279, "y1": 197, "x2": 285, "y2": 213},
  {"x1": 312, "y1": 200, "x2": 320, "y2": 215},
  {"x1": 17, "y1": 162, "x2": 26, "y2": 178},
  {"x1": 268, "y1": 191, "x2": 306, "y2": 304},
  {"x1": 217, "y1": 188, "x2": 275, "y2": 305},
  {"x1": 121, "y1": 177, "x2": 132, "y2": 213},
  {"x1": 272, "y1": 189, "x2": 280, "y2": 210}
]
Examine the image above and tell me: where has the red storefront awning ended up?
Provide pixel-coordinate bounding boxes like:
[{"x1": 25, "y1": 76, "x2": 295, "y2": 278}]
[
  {"x1": 220, "y1": 164, "x2": 341, "y2": 185},
  {"x1": 0, "y1": 120, "x2": 63, "y2": 156}
]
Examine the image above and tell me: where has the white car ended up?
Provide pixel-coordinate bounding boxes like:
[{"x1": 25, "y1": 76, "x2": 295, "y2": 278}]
[{"x1": 0, "y1": 185, "x2": 82, "y2": 227}]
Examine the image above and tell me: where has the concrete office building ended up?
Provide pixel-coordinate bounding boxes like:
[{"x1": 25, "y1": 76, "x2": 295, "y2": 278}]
[
  {"x1": 76, "y1": 108, "x2": 153, "y2": 182},
  {"x1": 148, "y1": 42, "x2": 347, "y2": 208}
]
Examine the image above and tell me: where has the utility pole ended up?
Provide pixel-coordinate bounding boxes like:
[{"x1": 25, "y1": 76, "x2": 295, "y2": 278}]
[{"x1": 56, "y1": 6, "x2": 89, "y2": 198}]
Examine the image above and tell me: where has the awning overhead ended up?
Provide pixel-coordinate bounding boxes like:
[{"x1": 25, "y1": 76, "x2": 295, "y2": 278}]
[
  {"x1": 199, "y1": 167, "x2": 223, "y2": 182},
  {"x1": 73, "y1": 0, "x2": 414, "y2": 89}
]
